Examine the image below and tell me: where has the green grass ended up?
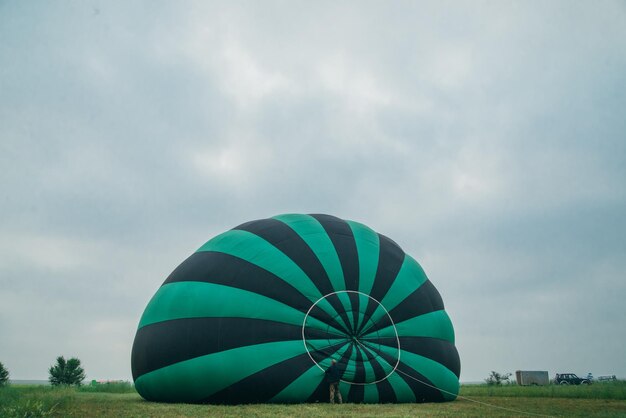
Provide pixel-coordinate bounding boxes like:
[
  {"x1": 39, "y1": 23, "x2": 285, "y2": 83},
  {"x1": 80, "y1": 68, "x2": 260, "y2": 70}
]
[
  {"x1": 1, "y1": 383, "x2": 625, "y2": 417},
  {"x1": 0, "y1": 386, "x2": 76, "y2": 417},
  {"x1": 460, "y1": 381, "x2": 626, "y2": 400}
]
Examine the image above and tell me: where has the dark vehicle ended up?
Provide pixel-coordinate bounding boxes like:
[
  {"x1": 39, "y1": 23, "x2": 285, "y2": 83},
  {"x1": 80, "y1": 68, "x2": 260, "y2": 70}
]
[{"x1": 554, "y1": 373, "x2": 591, "y2": 385}]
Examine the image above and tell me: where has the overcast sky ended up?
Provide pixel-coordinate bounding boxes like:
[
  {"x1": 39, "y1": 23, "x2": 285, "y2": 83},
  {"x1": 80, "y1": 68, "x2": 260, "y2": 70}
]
[{"x1": 1, "y1": 1, "x2": 625, "y2": 383}]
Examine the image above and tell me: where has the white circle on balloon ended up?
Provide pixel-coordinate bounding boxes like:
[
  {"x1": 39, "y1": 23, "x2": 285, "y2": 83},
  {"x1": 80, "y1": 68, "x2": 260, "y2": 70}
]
[{"x1": 301, "y1": 290, "x2": 401, "y2": 385}]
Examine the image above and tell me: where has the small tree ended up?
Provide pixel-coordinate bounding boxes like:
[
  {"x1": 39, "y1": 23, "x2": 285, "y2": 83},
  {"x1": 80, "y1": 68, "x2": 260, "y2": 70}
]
[
  {"x1": 485, "y1": 371, "x2": 511, "y2": 386},
  {"x1": 49, "y1": 356, "x2": 85, "y2": 386},
  {"x1": 0, "y1": 361, "x2": 9, "y2": 386}
]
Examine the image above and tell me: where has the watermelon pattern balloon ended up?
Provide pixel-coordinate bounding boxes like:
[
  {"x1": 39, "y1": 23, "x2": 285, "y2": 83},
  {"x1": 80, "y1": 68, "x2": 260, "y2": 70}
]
[{"x1": 131, "y1": 214, "x2": 460, "y2": 403}]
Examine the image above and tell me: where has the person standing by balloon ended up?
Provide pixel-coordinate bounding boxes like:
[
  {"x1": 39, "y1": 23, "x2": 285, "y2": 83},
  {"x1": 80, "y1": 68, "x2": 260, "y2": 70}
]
[{"x1": 326, "y1": 359, "x2": 343, "y2": 404}]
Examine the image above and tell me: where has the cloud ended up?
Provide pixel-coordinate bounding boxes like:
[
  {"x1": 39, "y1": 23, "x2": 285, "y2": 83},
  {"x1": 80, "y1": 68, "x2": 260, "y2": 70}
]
[{"x1": 1, "y1": 1, "x2": 625, "y2": 382}]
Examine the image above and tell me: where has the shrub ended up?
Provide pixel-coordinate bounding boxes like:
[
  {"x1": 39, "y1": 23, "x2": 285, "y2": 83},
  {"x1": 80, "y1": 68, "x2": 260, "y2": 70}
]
[
  {"x1": 485, "y1": 371, "x2": 512, "y2": 386},
  {"x1": 78, "y1": 380, "x2": 135, "y2": 393}
]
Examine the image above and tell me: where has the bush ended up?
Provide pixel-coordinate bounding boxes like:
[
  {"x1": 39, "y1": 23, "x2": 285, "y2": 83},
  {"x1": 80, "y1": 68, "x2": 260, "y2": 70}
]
[
  {"x1": 485, "y1": 371, "x2": 512, "y2": 386},
  {"x1": 49, "y1": 356, "x2": 86, "y2": 386},
  {"x1": 78, "y1": 380, "x2": 135, "y2": 393},
  {"x1": 0, "y1": 362, "x2": 9, "y2": 387}
]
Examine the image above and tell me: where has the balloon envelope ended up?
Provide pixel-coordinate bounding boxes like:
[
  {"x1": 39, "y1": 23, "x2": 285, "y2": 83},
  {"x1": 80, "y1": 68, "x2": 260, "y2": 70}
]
[{"x1": 131, "y1": 214, "x2": 460, "y2": 403}]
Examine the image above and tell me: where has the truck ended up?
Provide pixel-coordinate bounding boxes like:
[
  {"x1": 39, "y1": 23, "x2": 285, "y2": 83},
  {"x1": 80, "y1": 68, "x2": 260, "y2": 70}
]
[{"x1": 515, "y1": 370, "x2": 549, "y2": 386}]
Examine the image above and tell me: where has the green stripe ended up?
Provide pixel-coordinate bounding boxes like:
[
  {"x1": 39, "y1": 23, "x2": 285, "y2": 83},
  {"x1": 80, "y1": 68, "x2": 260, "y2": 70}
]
[
  {"x1": 347, "y1": 220, "x2": 380, "y2": 297},
  {"x1": 197, "y1": 229, "x2": 322, "y2": 300},
  {"x1": 270, "y1": 343, "x2": 350, "y2": 403},
  {"x1": 376, "y1": 344, "x2": 459, "y2": 401},
  {"x1": 355, "y1": 292, "x2": 375, "y2": 336},
  {"x1": 365, "y1": 255, "x2": 428, "y2": 329},
  {"x1": 363, "y1": 383, "x2": 379, "y2": 403},
  {"x1": 361, "y1": 348, "x2": 415, "y2": 402},
  {"x1": 341, "y1": 345, "x2": 360, "y2": 381},
  {"x1": 138, "y1": 282, "x2": 339, "y2": 334},
  {"x1": 368, "y1": 310, "x2": 455, "y2": 342},
  {"x1": 319, "y1": 342, "x2": 352, "y2": 370},
  {"x1": 336, "y1": 291, "x2": 355, "y2": 331},
  {"x1": 271, "y1": 214, "x2": 345, "y2": 292},
  {"x1": 197, "y1": 227, "x2": 344, "y2": 326},
  {"x1": 270, "y1": 364, "x2": 324, "y2": 403},
  {"x1": 320, "y1": 342, "x2": 351, "y2": 370},
  {"x1": 387, "y1": 371, "x2": 417, "y2": 402},
  {"x1": 338, "y1": 381, "x2": 350, "y2": 399},
  {"x1": 272, "y1": 214, "x2": 353, "y2": 320},
  {"x1": 357, "y1": 346, "x2": 378, "y2": 385},
  {"x1": 305, "y1": 338, "x2": 350, "y2": 358},
  {"x1": 135, "y1": 340, "x2": 306, "y2": 403},
  {"x1": 347, "y1": 221, "x2": 380, "y2": 331}
]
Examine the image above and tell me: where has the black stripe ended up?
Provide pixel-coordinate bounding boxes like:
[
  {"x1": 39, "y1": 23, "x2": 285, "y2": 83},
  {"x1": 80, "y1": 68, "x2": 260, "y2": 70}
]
[
  {"x1": 131, "y1": 317, "x2": 334, "y2": 380},
  {"x1": 360, "y1": 280, "x2": 444, "y2": 336},
  {"x1": 365, "y1": 337, "x2": 460, "y2": 378},
  {"x1": 388, "y1": 280, "x2": 444, "y2": 324},
  {"x1": 303, "y1": 325, "x2": 349, "y2": 355},
  {"x1": 202, "y1": 341, "x2": 347, "y2": 404},
  {"x1": 363, "y1": 341, "x2": 445, "y2": 402},
  {"x1": 358, "y1": 344, "x2": 396, "y2": 402},
  {"x1": 234, "y1": 218, "x2": 353, "y2": 333},
  {"x1": 162, "y1": 251, "x2": 348, "y2": 334},
  {"x1": 395, "y1": 362, "x2": 446, "y2": 403},
  {"x1": 307, "y1": 343, "x2": 354, "y2": 402},
  {"x1": 346, "y1": 348, "x2": 365, "y2": 402},
  {"x1": 361, "y1": 341, "x2": 444, "y2": 402},
  {"x1": 309, "y1": 214, "x2": 360, "y2": 292},
  {"x1": 232, "y1": 218, "x2": 338, "y2": 296},
  {"x1": 357, "y1": 234, "x2": 405, "y2": 334}
]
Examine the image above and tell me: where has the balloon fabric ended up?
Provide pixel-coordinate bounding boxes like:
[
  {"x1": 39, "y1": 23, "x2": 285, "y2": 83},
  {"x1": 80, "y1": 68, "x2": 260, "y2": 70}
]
[{"x1": 131, "y1": 214, "x2": 460, "y2": 403}]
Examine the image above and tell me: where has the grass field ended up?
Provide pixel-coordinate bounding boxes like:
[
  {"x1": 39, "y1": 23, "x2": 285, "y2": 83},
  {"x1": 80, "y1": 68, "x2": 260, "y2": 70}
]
[{"x1": 1, "y1": 382, "x2": 625, "y2": 417}]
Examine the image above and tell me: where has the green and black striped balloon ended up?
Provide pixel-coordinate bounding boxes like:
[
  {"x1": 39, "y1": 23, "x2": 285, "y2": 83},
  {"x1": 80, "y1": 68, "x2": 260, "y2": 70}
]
[{"x1": 131, "y1": 214, "x2": 460, "y2": 403}]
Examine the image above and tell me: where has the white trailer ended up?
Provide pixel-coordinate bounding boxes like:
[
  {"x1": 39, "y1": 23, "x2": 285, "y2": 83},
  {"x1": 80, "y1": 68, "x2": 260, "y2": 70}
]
[{"x1": 515, "y1": 370, "x2": 549, "y2": 386}]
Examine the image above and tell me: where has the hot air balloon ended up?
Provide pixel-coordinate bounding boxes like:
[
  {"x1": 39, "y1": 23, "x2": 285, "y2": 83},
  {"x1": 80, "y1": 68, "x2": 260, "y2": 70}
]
[{"x1": 131, "y1": 214, "x2": 460, "y2": 403}]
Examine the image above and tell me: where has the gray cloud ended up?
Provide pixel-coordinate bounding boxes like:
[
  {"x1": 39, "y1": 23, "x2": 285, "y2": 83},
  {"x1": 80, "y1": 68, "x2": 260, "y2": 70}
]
[{"x1": 1, "y1": 1, "x2": 625, "y2": 382}]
